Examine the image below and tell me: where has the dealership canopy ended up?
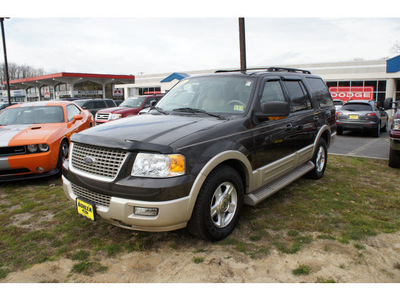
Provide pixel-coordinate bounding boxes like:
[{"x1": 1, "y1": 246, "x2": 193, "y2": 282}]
[{"x1": 5, "y1": 72, "x2": 135, "y2": 89}]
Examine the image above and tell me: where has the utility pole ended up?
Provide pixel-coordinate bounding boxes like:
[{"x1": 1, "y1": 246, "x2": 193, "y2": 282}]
[
  {"x1": 238, "y1": 17, "x2": 247, "y2": 72},
  {"x1": 1, "y1": 17, "x2": 11, "y2": 105}
]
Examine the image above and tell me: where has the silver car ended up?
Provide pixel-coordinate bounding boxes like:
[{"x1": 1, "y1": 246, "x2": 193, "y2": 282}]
[{"x1": 336, "y1": 100, "x2": 388, "y2": 137}]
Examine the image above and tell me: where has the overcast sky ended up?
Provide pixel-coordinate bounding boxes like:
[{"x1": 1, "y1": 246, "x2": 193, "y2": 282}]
[{"x1": 2, "y1": 1, "x2": 400, "y2": 75}]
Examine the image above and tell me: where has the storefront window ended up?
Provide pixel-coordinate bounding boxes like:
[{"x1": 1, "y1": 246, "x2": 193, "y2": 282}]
[
  {"x1": 396, "y1": 79, "x2": 400, "y2": 101},
  {"x1": 327, "y1": 80, "x2": 387, "y2": 102},
  {"x1": 351, "y1": 81, "x2": 363, "y2": 87},
  {"x1": 138, "y1": 87, "x2": 161, "y2": 95}
]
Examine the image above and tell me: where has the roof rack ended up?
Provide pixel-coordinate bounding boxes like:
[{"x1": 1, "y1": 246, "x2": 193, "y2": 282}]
[{"x1": 215, "y1": 67, "x2": 311, "y2": 74}]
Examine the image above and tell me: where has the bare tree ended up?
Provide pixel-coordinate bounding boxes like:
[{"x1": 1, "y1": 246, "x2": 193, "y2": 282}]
[
  {"x1": 392, "y1": 41, "x2": 400, "y2": 54},
  {"x1": 1, "y1": 62, "x2": 47, "y2": 88}
]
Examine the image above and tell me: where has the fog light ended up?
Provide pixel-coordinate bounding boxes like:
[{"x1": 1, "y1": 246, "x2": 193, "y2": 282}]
[
  {"x1": 37, "y1": 167, "x2": 44, "y2": 172},
  {"x1": 134, "y1": 207, "x2": 159, "y2": 216}
]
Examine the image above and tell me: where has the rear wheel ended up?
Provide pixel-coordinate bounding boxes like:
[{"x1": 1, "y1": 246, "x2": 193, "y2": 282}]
[
  {"x1": 373, "y1": 123, "x2": 380, "y2": 138},
  {"x1": 187, "y1": 165, "x2": 244, "y2": 241},
  {"x1": 305, "y1": 139, "x2": 327, "y2": 180}
]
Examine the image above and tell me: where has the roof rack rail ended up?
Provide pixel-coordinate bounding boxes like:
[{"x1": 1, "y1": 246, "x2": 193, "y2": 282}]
[{"x1": 215, "y1": 67, "x2": 311, "y2": 74}]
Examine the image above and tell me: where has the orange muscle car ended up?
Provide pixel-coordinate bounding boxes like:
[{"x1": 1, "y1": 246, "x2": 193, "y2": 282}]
[{"x1": 0, "y1": 101, "x2": 93, "y2": 182}]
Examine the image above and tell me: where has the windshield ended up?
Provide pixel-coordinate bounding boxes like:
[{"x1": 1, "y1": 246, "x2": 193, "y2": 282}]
[
  {"x1": 120, "y1": 97, "x2": 146, "y2": 108},
  {"x1": 156, "y1": 76, "x2": 255, "y2": 115},
  {"x1": 0, "y1": 106, "x2": 65, "y2": 125}
]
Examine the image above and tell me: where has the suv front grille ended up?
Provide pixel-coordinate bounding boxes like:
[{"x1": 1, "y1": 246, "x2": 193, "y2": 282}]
[
  {"x1": 95, "y1": 113, "x2": 110, "y2": 121},
  {"x1": 70, "y1": 143, "x2": 128, "y2": 181},
  {"x1": 71, "y1": 183, "x2": 111, "y2": 207}
]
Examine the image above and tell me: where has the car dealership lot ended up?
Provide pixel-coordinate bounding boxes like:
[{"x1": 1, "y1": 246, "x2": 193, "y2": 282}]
[{"x1": 330, "y1": 130, "x2": 390, "y2": 160}]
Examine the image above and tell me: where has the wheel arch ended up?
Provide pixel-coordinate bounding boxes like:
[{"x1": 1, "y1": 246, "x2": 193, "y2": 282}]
[
  {"x1": 185, "y1": 151, "x2": 252, "y2": 219},
  {"x1": 314, "y1": 125, "x2": 332, "y2": 152}
]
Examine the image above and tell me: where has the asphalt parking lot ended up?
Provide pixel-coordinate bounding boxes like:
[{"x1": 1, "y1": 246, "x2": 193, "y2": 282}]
[{"x1": 330, "y1": 130, "x2": 390, "y2": 160}]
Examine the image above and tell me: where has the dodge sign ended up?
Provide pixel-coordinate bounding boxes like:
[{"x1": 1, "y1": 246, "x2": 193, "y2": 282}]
[{"x1": 329, "y1": 86, "x2": 374, "y2": 102}]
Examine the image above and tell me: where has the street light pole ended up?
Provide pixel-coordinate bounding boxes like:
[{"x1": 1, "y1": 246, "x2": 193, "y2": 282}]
[
  {"x1": 1, "y1": 17, "x2": 11, "y2": 105},
  {"x1": 238, "y1": 17, "x2": 247, "y2": 72}
]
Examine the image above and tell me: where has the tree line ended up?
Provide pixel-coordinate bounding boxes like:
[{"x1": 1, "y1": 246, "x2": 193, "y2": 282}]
[{"x1": 1, "y1": 62, "x2": 46, "y2": 86}]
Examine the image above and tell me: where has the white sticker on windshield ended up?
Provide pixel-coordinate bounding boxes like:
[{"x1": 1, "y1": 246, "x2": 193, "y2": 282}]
[{"x1": 245, "y1": 81, "x2": 252, "y2": 86}]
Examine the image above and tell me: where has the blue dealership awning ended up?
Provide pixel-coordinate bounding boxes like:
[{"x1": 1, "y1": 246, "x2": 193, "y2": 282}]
[
  {"x1": 160, "y1": 72, "x2": 189, "y2": 83},
  {"x1": 387, "y1": 55, "x2": 400, "y2": 73}
]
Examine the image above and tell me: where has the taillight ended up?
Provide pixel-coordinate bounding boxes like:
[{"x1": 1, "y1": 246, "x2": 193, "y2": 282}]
[
  {"x1": 366, "y1": 112, "x2": 377, "y2": 117},
  {"x1": 336, "y1": 111, "x2": 343, "y2": 116}
]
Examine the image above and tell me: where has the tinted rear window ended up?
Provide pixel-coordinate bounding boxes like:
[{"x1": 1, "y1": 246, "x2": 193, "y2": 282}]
[
  {"x1": 342, "y1": 103, "x2": 373, "y2": 111},
  {"x1": 306, "y1": 78, "x2": 333, "y2": 108}
]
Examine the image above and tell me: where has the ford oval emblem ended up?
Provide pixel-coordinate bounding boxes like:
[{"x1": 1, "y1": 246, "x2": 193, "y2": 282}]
[{"x1": 83, "y1": 156, "x2": 96, "y2": 164}]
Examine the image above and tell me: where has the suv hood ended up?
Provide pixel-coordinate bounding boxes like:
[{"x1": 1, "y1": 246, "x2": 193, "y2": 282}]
[{"x1": 72, "y1": 114, "x2": 227, "y2": 151}]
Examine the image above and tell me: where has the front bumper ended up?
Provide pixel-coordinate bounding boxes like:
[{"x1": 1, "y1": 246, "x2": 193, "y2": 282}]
[
  {"x1": 0, "y1": 150, "x2": 58, "y2": 181},
  {"x1": 390, "y1": 137, "x2": 400, "y2": 151},
  {"x1": 62, "y1": 176, "x2": 192, "y2": 232}
]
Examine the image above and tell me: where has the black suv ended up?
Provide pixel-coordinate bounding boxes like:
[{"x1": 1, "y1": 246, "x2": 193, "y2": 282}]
[
  {"x1": 62, "y1": 67, "x2": 336, "y2": 241},
  {"x1": 73, "y1": 99, "x2": 116, "y2": 116}
]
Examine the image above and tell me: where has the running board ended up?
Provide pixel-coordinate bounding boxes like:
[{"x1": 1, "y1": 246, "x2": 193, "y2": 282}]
[{"x1": 244, "y1": 161, "x2": 315, "y2": 206}]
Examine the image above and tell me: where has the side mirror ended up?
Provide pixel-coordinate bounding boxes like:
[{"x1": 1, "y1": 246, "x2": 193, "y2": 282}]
[
  {"x1": 72, "y1": 114, "x2": 83, "y2": 123},
  {"x1": 384, "y1": 98, "x2": 393, "y2": 110},
  {"x1": 150, "y1": 100, "x2": 157, "y2": 108},
  {"x1": 256, "y1": 101, "x2": 290, "y2": 121}
]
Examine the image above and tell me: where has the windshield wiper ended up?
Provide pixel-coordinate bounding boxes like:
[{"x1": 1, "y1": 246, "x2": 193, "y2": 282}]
[
  {"x1": 173, "y1": 107, "x2": 225, "y2": 119},
  {"x1": 149, "y1": 106, "x2": 169, "y2": 115}
]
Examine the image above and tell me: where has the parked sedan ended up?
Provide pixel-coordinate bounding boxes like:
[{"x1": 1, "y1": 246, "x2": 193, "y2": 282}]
[
  {"x1": 0, "y1": 101, "x2": 93, "y2": 182},
  {"x1": 336, "y1": 100, "x2": 388, "y2": 137}
]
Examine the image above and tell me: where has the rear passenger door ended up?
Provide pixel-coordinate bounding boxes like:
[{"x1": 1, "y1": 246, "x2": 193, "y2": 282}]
[{"x1": 281, "y1": 78, "x2": 318, "y2": 152}]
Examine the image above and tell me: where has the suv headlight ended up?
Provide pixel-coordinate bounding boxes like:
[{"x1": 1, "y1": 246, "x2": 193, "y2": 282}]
[
  {"x1": 110, "y1": 114, "x2": 122, "y2": 120},
  {"x1": 393, "y1": 119, "x2": 400, "y2": 131},
  {"x1": 132, "y1": 153, "x2": 185, "y2": 177}
]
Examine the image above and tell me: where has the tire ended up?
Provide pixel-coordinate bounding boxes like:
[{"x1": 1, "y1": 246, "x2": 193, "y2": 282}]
[
  {"x1": 337, "y1": 128, "x2": 343, "y2": 135},
  {"x1": 57, "y1": 140, "x2": 69, "y2": 171},
  {"x1": 305, "y1": 139, "x2": 327, "y2": 180},
  {"x1": 389, "y1": 147, "x2": 400, "y2": 168},
  {"x1": 381, "y1": 119, "x2": 387, "y2": 132},
  {"x1": 187, "y1": 165, "x2": 244, "y2": 241},
  {"x1": 373, "y1": 123, "x2": 380, "y2": 138}
]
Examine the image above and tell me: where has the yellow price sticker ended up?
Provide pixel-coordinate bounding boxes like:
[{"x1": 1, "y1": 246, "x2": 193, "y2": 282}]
[
  {"x1": 233, "y1": 105, "x2": 244, "y2": 111},
  {"x1": 76, "y1": 198, "x2": 96, "y2": 221}
]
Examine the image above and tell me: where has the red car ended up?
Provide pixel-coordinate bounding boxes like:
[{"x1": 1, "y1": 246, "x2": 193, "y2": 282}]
[
  {"x1": 385, "y1": 98, "x2": 400, "y2": 168},
  {"x1": 0, "y1": 101, "x2": 93, "y2": 181},
  {"x1": 95, "y1": 93, "x2": 164, "y2": 125}
]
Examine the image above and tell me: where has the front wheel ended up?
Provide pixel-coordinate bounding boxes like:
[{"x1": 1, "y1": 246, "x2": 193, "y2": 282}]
[
  {"x1": 187, "y1": 165, "x2": 244, "y2": 241},
  {"x1": 57, "y1": 140, "x2": 69, "y2": 171},
  {"x1": 305, "y1": 139, "x2": 327, "y2": 180}
]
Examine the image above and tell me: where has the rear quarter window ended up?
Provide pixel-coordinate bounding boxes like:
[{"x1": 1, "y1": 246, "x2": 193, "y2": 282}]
[{"x1": 306, "y1": 78, "x2": 333, "y2": 108}]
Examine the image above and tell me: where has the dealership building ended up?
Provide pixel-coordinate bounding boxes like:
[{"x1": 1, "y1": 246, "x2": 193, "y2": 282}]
[
  {"x1": 118, "y1": 55, "x2": 400, "y2": 106},
  {"x1": 2, "y1": 55, "x2": 400, "y2": 106}
]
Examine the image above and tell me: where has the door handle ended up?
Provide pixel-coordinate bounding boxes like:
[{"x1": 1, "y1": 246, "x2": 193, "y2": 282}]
[{"x1": 286, "y1": 123, "x2": 293, "y2": 131}]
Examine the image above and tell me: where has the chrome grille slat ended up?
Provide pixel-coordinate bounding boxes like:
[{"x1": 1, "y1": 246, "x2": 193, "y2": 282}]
[
  {"x1": 71, "y1": 183, "x2": 111, "y2": 207},
  {"x1": 96, "y1": 113, "x2": 110, "y2": 121},
  {"x1": 71, "y1": 143, "x2": 128, "y2": 181}
]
